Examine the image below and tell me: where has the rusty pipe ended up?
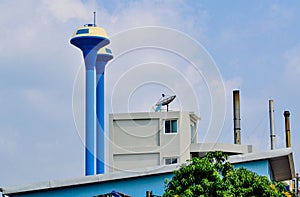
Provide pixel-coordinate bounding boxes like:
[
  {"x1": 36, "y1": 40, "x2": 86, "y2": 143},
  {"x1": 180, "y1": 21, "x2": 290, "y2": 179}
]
[{"x1": 284, "y1": 110, "x2": 291, "y2": 148}]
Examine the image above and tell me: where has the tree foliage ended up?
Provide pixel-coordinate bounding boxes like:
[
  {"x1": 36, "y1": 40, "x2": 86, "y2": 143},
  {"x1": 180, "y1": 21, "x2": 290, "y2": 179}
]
[{"x1": 163, "y1": 152, "x2": 295, "y2": 197}]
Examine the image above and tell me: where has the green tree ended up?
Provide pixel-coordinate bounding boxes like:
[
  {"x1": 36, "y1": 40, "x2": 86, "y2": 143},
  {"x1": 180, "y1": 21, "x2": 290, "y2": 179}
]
[{"x1": 163, "y1": 151, "x2": 295, "y2": 197}]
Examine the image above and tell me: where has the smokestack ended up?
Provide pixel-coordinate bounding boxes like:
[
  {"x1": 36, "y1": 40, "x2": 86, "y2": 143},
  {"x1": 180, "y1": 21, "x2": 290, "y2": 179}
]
[
  {"x1": 284, "y1": 110, "x2": 291, "y2": 148},
  {"x1": 233, "y1": 90, "x2": 241, "y2": 144},
  {"x1": 269, "y1": 100, "x2": 276, "y2": 150}
]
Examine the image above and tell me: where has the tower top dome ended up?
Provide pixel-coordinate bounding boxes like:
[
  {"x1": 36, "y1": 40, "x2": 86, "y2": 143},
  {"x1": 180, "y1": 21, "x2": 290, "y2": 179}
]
[{"x1": 71, "y1": 25, "x2": 108, "y2": 40}]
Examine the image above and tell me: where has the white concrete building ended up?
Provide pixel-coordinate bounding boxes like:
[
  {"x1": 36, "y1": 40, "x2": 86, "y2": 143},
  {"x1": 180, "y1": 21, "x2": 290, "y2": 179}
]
[{"x1": 109, "y1": 111, "x2": 254, "y2": 172}]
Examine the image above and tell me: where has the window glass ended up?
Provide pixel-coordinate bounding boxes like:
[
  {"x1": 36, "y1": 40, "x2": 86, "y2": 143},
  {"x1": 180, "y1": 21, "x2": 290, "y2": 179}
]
[
  {"x1": 165, "y1": 120, "x2": 171, "y2": 133},
  {"x1": 172, "y1": 120, "x2": 177, "y2": 132},
  {"x1": 190, "y1": 123, "x2": 195, "y2": 143},
  {"x1": 164, "y1": 119, "x2": 178, "y2": 134},
  {"x1": 76, "y1": 29, "x2": 89, "y2": 35},
  {"x1": 165, "y1": 157, "x2": 178, "y2": 165}
]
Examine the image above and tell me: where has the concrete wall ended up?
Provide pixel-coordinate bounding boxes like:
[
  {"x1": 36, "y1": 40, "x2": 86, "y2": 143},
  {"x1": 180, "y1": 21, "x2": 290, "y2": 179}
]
[
  {"x1": 113, "y1": 119, "x2": 160, "y2": 147},
  {"x1": 113, "y1": 153, "x2": 160, "y2": 170}
]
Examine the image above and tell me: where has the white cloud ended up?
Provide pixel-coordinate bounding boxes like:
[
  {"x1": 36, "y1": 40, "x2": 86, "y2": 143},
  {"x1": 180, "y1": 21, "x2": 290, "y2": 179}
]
[
  {"x1": 225, "y1": 77, "x2": 243, "y2": 96},
  {"x1": 97, "y1": 0, "x2": 208, "y2": 40},
  {"x1": 42, "y1": 0, "x2": 92, "y2": 23}
]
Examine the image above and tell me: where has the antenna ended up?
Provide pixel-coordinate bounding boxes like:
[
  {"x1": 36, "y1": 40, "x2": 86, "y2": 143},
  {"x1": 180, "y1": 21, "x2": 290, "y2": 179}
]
[
  {"x1": 93, "y1": 11, "x2": 96, "y2": 26},
  {"x1": 155, "y1": 94, "x2": 176, "y2": 112}
]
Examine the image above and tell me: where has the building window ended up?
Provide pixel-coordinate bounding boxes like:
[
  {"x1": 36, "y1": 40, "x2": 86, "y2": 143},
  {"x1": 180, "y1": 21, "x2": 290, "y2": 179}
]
[
  {"x1": 165, "y1": 157, "x2": 178, "y2": 165},
  {"x1": 76, "y1": 29, "x2": 89, "y2": 35},
  {"x1": 164, "y1": 119, "x2": 178, "y2": 134},
  {"x1": 190, "y1": 123, "x2": 195, "y2": 143}
]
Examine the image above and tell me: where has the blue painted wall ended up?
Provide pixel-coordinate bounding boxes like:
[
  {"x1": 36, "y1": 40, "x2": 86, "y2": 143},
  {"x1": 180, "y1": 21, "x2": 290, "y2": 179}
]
[{"x1": 234, "y1": 160, "x2": 272, "y2": 179}]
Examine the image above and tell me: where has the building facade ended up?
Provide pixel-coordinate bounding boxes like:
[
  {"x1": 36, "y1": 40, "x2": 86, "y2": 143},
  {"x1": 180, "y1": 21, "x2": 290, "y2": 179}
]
[
  {"x1": 108, "y1": 111, "x2": 255, "y2": 172},
  {"x1": 109, "y1": 111, "x2": 199, "y2": 172}
]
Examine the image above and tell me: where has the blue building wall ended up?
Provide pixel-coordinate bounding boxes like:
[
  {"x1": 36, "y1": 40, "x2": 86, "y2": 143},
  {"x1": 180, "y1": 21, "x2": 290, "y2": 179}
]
[
  {"x1": 234, "y1": 160, "x2": 273, "y2": 179},
  {"x1": 6, "y1": 160, "x2": 272, "y2": 197}
]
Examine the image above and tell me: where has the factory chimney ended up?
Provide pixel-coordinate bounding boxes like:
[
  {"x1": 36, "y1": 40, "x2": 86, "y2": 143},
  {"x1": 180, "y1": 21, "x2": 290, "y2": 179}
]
[
  {"x1": 269, "y1": 100, "x2": 276, "y2": 150},
  {"x1": 284, "y1": 110, "x2": 291, "y2": 148},
  {"x1": 233, "y1": 90, "x2": 241, "y2": 144}
]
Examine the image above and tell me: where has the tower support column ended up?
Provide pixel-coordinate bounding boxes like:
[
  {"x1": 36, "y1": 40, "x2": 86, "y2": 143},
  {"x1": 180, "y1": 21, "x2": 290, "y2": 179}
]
[
  {"x1": 95, "y1": 50, "x2": 113, "y2": 174},
  {"x1": 85, "y1": 68, "x2": 95, "y2": 175},
  {"x1": 96, "y1": 71, "x2": 105, "y2": 174}
]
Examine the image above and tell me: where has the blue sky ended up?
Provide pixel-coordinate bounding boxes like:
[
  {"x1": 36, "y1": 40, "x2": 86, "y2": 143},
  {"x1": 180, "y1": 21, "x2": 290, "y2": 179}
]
[{"x1": 1, "y1": 0, "x2": 300, "y2": 186}]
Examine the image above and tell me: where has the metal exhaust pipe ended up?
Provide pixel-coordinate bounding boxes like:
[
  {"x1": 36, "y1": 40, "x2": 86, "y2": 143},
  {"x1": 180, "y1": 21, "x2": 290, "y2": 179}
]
[
  {"x1": 284, "y1": 110, "x2": 291, "y2": 148},
  {"x1": 233, "y1": 90, "x2": 241, "y2": 144},
  {"x1": 269, "y1": 100, "x2": 276, "y2": 150}
]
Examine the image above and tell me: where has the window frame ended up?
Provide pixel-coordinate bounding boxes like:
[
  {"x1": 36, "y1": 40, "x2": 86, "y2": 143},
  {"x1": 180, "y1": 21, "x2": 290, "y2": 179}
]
[
  {"x1": 76, "y1": 28, "x2": 89, "y2": 35},
  {"x1": 164, "y1": 157, "x2": 179, "y2": 165},
  {"x1": 164, "y1": 119, "x2": 178, "y2": 134},
  {"x1": 190, "y1": 122, "x2": 196, "y2": 143}
]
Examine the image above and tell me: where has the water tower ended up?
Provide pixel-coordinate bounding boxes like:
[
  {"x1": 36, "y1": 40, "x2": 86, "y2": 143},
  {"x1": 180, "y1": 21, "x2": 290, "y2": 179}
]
[{"x1": 70, "y1": 22, "x2": 110, "y2": 176}]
